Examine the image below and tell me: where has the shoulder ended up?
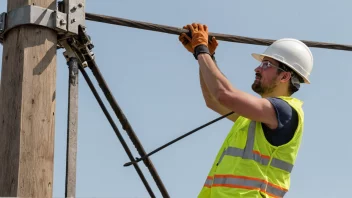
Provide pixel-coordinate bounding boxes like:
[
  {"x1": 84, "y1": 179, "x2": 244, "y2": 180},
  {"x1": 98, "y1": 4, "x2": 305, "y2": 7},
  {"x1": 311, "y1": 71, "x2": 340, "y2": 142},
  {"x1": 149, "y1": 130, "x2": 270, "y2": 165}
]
[
  {"x1": 265, "y1": 97, "x2": 298, "y2": 130},
  {"x1": 262, "y1": 97, "x2": 299, "y2": 146}
]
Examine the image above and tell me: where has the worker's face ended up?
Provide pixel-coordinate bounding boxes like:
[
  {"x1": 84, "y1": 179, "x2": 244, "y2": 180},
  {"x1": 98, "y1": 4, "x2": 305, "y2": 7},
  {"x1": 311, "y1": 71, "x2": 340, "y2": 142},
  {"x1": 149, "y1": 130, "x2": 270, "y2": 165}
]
[{"x1": 251, "y1": 57, "x2": 283, "y2": 95}]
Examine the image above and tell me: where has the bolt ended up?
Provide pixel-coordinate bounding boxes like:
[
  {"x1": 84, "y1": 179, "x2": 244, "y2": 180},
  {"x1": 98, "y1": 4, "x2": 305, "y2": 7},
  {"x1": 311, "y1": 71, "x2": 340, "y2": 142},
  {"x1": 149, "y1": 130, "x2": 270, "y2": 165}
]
[
  {"x1": 60, "y1": 19, "x2": 66, "y2": 25},
  {"x1": 71, "y1": 18, "x2": 76, "y2": 23},
  {"x1": 78, "y1": 3, "x2": 83, "y2": 8}
]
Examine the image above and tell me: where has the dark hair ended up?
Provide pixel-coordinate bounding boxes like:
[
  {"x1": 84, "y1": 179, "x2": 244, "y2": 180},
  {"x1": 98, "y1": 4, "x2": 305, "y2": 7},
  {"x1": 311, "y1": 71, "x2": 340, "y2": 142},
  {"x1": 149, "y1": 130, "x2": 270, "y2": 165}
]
[{"x1": 277, "y1": 62, "x2": 304, "y2": 95}]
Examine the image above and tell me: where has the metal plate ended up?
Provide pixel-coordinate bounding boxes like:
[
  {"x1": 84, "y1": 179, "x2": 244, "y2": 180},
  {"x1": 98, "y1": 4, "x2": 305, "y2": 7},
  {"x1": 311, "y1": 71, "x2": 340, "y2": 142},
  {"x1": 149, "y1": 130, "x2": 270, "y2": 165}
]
[
  {"x1": 1, "y1": 5, "x2": 68, "y2": 36},
  {"x1": 65, "y1": 0, "x2": 85, "y2": 34}
]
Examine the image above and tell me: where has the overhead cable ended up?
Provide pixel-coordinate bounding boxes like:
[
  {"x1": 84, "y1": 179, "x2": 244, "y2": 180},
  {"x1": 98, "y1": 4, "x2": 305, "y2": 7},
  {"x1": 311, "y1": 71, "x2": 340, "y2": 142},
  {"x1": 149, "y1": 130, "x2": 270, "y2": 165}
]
[{"x1": 85, "y1": 13, "x2": 352, "y2": 52}]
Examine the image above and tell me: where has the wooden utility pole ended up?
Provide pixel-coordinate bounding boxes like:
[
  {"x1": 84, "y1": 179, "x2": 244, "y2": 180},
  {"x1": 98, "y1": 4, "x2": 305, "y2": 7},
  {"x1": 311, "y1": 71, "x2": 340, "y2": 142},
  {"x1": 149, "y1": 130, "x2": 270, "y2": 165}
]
[{"x1": 0, "y1": 0, "x2": 57, "y2": 197}]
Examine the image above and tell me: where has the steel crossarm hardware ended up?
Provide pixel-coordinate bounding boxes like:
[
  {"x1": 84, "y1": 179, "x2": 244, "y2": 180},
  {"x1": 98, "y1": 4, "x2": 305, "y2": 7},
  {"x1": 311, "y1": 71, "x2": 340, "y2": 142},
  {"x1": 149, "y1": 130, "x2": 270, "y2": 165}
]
[{"x1": 0, "y1": 0, "x2": 85, "y2": 45}]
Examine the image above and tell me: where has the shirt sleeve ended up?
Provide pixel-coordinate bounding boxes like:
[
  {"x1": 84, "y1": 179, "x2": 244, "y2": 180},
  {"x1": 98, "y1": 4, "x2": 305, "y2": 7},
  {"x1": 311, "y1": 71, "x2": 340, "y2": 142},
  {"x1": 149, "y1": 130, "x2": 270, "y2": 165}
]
[{"x1": 262, "y1": 97, "x2": 299, "y2": 146}]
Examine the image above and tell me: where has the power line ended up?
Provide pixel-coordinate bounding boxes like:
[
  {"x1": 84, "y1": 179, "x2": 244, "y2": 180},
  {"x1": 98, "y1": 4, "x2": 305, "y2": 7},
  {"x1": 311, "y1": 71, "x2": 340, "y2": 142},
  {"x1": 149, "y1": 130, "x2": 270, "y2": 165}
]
[
  {"x1": 85, "y1": 12, "x2": 352, "y2": 52},
  {"x1": 2, "y1": 12, "x2": 352, "y2": 52}
]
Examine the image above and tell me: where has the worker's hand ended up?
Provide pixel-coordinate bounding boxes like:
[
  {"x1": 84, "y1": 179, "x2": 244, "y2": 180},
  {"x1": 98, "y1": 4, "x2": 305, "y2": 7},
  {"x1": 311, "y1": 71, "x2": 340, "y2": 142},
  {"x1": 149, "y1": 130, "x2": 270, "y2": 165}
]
[
  {"x1": 208, "y1": 36, "x2": 218, "y2": 56},
  {"x1": 179, "y1": 33, "x2": 218, "y2": 56},
  {"x1": 178, "y1": 26, "x2": 193, "y2": 54},
  {"x1": 186, "y1": 23, "x2": 209, "y2": 50}
]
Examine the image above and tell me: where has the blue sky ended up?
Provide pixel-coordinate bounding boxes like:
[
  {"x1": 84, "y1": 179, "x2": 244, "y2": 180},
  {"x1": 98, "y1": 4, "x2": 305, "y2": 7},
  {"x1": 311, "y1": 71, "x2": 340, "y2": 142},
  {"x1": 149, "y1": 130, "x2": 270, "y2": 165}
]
[{"x1": 1, "y1": 0, "x2": 352, "y2": 197}]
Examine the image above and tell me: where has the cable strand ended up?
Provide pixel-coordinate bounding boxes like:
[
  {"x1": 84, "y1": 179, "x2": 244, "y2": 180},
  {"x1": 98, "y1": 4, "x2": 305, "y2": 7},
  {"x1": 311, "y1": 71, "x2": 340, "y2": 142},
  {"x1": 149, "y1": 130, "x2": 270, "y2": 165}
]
[
  {"x1": 86, "y1": 59, "x2": 170, "y2": 198},
  {"x1": 85, "y1": 12, "x2": 352, "y2": 51},
  {"x1": 79, "y1": 66, "x2": 156, "y2": 198},
  {"x1": 124, "y1": 111, "x2": 234, "y2": 167}
]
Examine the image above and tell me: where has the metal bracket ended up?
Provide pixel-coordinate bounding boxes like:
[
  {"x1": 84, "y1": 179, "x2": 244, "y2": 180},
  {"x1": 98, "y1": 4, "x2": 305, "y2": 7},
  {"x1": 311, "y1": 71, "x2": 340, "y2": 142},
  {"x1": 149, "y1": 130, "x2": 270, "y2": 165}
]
[
  {"x1": 0, "y1": 1, "x2": 85, "y2": 44},
  {"x1": 0, "y1": 1, "x2": 90, "y2": 70},
  {"x1": 0, "y1": 5, "x2": 67, "y2": 36},
  {"x1": 64, "y1": 0, "x2": 85, "y2": 35},
  {"x1": 62, "y1": 25, "x2": 94, "y2": 68}
]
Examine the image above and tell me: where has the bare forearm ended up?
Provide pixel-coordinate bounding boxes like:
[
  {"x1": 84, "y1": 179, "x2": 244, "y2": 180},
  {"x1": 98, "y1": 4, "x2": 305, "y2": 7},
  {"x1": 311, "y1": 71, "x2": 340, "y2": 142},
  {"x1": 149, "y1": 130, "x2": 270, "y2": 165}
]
[
  {"x1": 199, "y1": 61, "x2": 238, "y2": 121},
  {"x1": 199, "y1": 68, "x2": 217, "y2": 104},
  {"x1": 199, "y1": 59, "x2": 224, "y2": 104},
  {"x1": 197, "y1": 54, "x2": 235, "y2": 99}
]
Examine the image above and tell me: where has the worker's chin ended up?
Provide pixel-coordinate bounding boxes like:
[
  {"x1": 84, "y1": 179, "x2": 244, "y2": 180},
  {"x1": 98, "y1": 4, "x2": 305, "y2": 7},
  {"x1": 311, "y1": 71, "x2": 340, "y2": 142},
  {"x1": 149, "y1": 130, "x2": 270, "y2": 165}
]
[{"x1": 251, "y1": 82, "x2": 263, "y2": 94}]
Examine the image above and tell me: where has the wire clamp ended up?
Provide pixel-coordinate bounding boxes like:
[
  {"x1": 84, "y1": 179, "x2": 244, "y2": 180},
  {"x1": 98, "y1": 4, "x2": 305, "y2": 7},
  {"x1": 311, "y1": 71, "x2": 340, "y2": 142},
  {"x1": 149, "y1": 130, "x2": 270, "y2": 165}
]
[{"x1": 0, "y1": 0, "x2": 85, "y2": 44}]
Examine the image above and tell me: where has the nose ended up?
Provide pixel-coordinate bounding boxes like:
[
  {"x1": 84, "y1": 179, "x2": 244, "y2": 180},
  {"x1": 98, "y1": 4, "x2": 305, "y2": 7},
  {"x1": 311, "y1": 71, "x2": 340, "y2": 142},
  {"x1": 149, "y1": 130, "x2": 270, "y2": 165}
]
[{"x1": 254, "y1": 65, "x2": 261, "y2": 73}]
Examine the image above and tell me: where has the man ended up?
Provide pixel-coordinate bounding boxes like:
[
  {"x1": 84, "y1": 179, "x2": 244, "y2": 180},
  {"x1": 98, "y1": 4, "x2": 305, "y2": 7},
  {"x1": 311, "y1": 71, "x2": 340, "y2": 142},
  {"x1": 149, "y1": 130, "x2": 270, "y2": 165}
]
[{"x1": 178, "y1": 23, "x2": 313, "y2": 198}]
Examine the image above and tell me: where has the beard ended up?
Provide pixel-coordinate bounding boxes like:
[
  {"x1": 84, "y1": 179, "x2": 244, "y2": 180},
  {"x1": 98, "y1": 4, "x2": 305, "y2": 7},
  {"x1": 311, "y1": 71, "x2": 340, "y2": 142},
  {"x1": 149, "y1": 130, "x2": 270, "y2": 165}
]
[{"x1": 251, "y1": 74, "x2": 278, "y2": 95}]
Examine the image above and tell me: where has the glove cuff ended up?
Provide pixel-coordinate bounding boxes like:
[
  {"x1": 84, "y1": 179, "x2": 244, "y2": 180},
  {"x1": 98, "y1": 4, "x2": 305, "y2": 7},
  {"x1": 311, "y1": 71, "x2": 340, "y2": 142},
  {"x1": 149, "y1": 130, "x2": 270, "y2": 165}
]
[{"x1": 193, "y1": 45, "x2": 211, "y2": 60}]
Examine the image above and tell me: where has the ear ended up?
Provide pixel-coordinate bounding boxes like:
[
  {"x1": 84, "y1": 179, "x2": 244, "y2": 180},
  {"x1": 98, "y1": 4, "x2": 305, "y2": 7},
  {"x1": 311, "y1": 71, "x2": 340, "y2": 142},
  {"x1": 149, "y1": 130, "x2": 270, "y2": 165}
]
[{"x1": 280, "y1": 72, "x2": 291, "y2": 83}]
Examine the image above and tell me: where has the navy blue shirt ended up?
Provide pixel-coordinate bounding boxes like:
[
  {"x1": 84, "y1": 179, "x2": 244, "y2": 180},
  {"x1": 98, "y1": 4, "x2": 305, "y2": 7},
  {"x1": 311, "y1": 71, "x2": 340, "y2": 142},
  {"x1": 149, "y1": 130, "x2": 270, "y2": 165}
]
[{"x1": 262, "y1": 97, "x2": 299, "y2": 146}]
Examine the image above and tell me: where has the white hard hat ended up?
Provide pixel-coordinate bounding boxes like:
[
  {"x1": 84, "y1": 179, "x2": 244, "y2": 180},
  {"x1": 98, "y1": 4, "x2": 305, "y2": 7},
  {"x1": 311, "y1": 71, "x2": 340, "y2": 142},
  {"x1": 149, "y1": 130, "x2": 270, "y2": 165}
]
[{"x1": 251, "y1": 38, "x2": 313, "y2": 84}]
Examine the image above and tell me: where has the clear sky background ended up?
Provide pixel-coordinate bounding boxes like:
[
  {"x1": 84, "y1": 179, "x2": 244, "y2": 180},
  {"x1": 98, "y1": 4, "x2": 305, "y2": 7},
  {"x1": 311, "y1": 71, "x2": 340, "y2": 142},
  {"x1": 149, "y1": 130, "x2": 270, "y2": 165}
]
[{"x1": 1, "y1": 0, "x2": 352, "y2": 197}]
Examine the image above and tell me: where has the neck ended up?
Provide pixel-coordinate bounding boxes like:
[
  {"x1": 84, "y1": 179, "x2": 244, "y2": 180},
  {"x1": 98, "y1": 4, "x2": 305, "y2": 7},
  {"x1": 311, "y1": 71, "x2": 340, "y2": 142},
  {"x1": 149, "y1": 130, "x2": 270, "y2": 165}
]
[{"x1": 260, "y1": 87, "x2": 290, "y2": 98}]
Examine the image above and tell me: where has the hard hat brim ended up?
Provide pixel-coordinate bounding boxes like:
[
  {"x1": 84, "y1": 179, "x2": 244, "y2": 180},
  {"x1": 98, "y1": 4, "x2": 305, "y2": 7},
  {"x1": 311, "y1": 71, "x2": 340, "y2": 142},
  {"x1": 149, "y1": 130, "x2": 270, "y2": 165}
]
[{"x1": 251, "y1": 53, "x2": 310, "y2": 84}]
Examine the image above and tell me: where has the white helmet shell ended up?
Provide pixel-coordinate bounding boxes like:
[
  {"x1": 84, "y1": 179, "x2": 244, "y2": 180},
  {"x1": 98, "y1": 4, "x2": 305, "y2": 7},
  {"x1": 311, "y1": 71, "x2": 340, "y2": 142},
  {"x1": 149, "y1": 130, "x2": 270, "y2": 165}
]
[{"x1": 252, "y1": 38, "x2": 313, "y2": 84}]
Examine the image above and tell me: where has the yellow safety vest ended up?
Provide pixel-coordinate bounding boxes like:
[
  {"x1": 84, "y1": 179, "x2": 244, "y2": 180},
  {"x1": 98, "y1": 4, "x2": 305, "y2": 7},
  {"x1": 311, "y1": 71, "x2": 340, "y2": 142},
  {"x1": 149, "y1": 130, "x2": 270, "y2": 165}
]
[{"x1": 198, "y1": 96, "x2": 304, "y2": 198}]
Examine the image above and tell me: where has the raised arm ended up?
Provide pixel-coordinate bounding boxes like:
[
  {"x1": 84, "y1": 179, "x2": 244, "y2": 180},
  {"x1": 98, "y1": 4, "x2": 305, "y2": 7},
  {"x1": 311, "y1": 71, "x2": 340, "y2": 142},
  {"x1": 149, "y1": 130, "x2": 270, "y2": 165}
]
[
  {"x1": 199, "y1": 66, "x2": 239, "y2": 122},
  {"x1": 186, "y1": 23, "x2": 278, "y2": 129},
  {"x1": 178, "y1": 30, "x2": 238, "y2": 122}
]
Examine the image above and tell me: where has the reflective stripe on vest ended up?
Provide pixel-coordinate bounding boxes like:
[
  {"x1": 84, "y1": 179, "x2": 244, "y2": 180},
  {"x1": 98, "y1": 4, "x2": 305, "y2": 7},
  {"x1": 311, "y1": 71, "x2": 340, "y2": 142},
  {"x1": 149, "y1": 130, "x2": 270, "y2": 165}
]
[
  {"x1": 204, "y1": 176, "x2": 213, "y2": 188},
  {"x1": 203, "y1": 121, "x2": 292, "y2": 197},
  {"x1": 203, "y1": 175, "x2": 287, "y2": 197},
  {"x1": 217, "y1": 121, "x2": 293, "y2": 172},
  {"x1": 204, "y1": 174, "x2": 288, "y2": 197}
]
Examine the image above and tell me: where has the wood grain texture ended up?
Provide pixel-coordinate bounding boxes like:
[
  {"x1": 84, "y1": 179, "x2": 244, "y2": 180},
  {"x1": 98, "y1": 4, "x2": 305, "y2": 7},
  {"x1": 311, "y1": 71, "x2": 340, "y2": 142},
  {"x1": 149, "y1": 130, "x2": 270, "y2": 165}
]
[{"x1": 0, "y1": 0, "x2": 57, "y2": 197}]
